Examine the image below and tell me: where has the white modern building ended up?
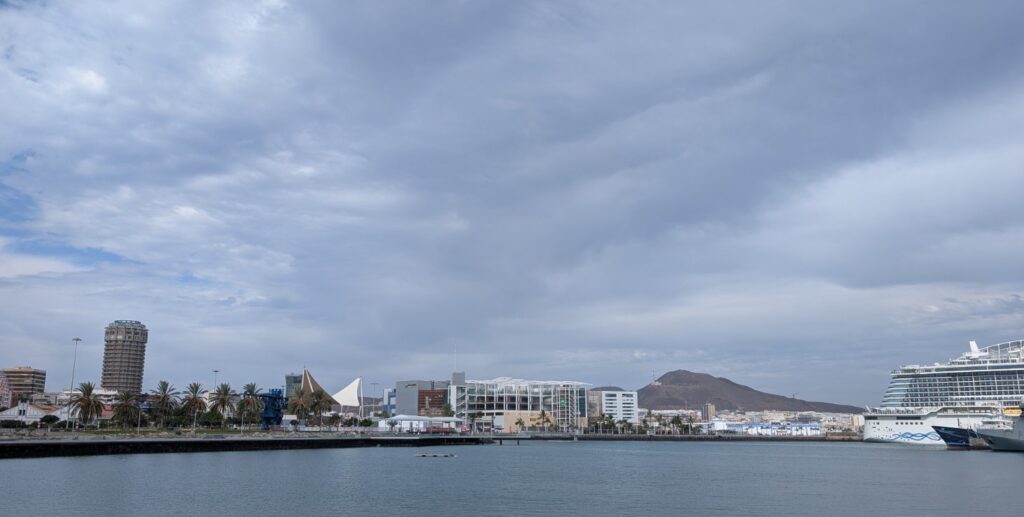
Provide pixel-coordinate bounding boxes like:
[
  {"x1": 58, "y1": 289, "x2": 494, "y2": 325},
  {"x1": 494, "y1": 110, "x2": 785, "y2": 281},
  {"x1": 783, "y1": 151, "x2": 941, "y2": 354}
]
[
  {"x1": 378, "y1": 415, "x2": 462, "y2": 432},
  {"x1": 594, "y1": 390, "x2": 640, "y2": 425},
  {"x1": 449, "y1": 377, "x2": 589, "y2": 432}
]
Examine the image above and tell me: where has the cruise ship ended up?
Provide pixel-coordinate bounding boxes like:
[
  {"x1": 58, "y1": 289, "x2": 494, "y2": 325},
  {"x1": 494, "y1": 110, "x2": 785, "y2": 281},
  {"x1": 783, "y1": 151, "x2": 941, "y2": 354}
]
[{"x1": 864, "y1": 339, "x2": 1024, "y2": 445}]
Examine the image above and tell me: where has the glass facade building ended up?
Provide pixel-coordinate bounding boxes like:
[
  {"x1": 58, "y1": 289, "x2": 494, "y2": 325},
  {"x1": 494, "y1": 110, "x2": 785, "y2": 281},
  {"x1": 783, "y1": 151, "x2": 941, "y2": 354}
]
[{"x1": 449, "y1": 377, "x2": 589, "y2": 432}]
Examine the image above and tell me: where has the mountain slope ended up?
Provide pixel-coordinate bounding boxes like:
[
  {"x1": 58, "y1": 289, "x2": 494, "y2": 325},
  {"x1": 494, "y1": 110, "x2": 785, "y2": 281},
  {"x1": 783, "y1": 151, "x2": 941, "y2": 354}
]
[{"x1": 637, "y1": 370, "x2": 861, "y2": 413}]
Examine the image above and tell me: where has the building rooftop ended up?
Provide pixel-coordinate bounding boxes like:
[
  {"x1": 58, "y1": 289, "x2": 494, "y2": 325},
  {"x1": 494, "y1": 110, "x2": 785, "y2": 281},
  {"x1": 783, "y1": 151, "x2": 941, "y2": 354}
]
[
  {"x1": 466, "y1": 377, "x2": 590, "y2": 387},
  {"x1": 107, "y1": 320, "x2": 147, "y2": 329}
]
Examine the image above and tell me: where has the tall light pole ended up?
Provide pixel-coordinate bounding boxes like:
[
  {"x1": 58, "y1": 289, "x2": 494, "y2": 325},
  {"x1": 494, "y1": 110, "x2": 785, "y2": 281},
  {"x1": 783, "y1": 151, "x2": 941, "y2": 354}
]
[
  {"x1": 66, "y1": 337, "x2": 82, "y2": 431},
  {"x1": 213, "y1": 369, "x2": 219, "y2": 388},
  {"x1": 370, "y1": 382, "x2": 379, "y2": 416}
]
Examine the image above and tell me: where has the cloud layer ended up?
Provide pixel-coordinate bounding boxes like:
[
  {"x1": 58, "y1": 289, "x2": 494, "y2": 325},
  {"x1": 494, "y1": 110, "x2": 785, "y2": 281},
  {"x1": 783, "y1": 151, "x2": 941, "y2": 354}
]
[{"x1": 2, "y1": 1, "x2": 1024, "y2": 405}]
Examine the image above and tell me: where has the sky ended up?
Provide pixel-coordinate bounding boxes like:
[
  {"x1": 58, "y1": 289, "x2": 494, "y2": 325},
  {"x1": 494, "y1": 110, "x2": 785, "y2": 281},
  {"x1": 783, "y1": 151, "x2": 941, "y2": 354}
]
[{"x1": 2, "y1": 1, "x2": 1024, "y2": 406}]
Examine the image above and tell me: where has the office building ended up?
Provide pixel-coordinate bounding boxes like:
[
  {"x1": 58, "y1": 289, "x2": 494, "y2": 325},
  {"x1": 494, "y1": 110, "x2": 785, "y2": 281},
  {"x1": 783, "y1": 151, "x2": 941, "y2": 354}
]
[
  {"x1": 589, "y1": 389, "x2": 640, "y2": 425},
  {"x1": 382, "y1": 388, "x2": 397, "y2": 417},
  {"x1": 100, "y1": 320, "x2": 149, "y2": 393},
  {"x1": 0, "y1": 372, "x2": 13, "y2": 408},
  {"x1": 395, "y1": 380, "x2": 450, "y2": 417},
  {"x1": 285, "y1": 373, "x2": 302, "y2": 400},
  {"x1": 702, "y1": 402, "x2": 716, "y2": 422},
  {"x1": 1, "y1": 366, "x2": 46, "y2": 403},
  {"x1": 449, "y1": 376, "x2": 589, "y2": 432}
]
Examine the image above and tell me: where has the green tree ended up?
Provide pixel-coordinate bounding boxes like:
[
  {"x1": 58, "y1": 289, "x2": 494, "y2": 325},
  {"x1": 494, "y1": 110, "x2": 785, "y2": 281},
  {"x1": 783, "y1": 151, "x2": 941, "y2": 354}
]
[
  {"x1": 181, "y1": 382, "x2": 207, "y2": 430},
  {"x1": 237, "y1": 383, "x2": 263, "y2": 430},
  {"x1": 70, "y1": 382, "x2": 104, "y2": 428},
  {"x1": 327, "y1": 413, "x2": 342, "y2": 430},
  {"x1": 309, "y1": 389, "x2": 333, "y2": 428},
  {"x1": 112, "y1": 390, "x2": 139, "y2": 429},
  {"x1": 149, "y1": 381, "x2": 179, "y2": 429},
  {"x1": 210, "y1": 383, "x2": 237, "y2": 428},
  {"x1": 514, "y1": 418, "x2": 525, "y2": 432},
  {"x1": 441, "y1": 403, "x2": 455, "y2": 417},
  {"x1": 287, "y1": 387, "x2": 310, "y2": 422},
  {"x1": 40, "y1": 414, "x2": 60, "y2": 430}
]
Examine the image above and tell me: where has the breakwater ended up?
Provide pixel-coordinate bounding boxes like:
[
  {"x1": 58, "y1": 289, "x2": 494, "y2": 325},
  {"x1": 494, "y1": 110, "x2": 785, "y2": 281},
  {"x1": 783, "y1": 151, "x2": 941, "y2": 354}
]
[{"x1": 0, "y1": 435, "x2": 492, "y2": 460}]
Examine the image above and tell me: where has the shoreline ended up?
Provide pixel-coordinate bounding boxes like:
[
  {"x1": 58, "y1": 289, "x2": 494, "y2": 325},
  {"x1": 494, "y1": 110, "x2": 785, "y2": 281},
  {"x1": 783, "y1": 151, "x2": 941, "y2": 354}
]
[
  {"x1": 0, "y1": 432, "x2": 864, "y2": 459},
  {"x1": 0, "y1": 435, "x2": 492, "y2": 460}
]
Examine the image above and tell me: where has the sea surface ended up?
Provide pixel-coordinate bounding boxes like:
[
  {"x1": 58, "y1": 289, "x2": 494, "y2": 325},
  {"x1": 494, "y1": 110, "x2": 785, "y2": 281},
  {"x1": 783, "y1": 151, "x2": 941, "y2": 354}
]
[{"x1": 2, "y1": 440, "x2": 1020, "y2": 516}]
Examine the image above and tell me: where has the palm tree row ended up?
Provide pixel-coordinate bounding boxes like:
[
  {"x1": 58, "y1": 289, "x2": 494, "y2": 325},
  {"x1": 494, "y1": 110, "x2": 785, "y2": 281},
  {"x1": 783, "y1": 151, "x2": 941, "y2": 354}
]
[
  {"x1": 66, "y1": 379, "x2": 269, "y2": 430},
  {"x1": 286, "y1": 387, "x2": 334, "y2": 427}
]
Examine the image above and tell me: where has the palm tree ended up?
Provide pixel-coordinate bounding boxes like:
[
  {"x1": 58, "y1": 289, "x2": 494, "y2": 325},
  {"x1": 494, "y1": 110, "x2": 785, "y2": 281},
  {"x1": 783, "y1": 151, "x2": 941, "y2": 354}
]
[
  {"x1": 112, "y1": 390, "x2": 139, "y2": 429},
  {"x1": 70, "y1": 382, "x2": 104, "y2": 428},
  {"x1": 538, "y1": 409, "x2": 549, "y2": 431},
  {"x1": 237, "y1": 383, "x2": 263, "y2": 430},
  {"x1": 514, "y1": 418, "x2": 525, "y2": 432},
  {"x1": 287, "y1": 387, "x2": 310, "y2": 422},
  {"x1": 210, "y1": 383, "x2": 237, "y2": 428},
  {"x1": 309, "y1": 389, "x2": 332, "y2": 428},
  {"x1": 603, "y1": 414, "x2": 616, "y2": 434},
  {"x1": 181, "y1": 382, "x2": 207, "y2": 430},
  {"x1": 149, "y1": 381, "x2": 179, "y2": 429}
]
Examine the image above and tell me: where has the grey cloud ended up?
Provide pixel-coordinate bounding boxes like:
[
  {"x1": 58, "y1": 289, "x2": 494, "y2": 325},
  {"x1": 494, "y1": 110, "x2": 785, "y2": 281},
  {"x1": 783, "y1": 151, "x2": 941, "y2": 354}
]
[{"x1": 2, "y1": 1, "x2": 1024, "y2": 405}]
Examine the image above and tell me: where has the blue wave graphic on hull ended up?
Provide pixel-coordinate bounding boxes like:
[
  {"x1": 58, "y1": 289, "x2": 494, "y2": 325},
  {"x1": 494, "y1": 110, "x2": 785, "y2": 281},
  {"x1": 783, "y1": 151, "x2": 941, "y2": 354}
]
[{"x1": 883, "y1": 432, "x2": 941, "y2": 442}]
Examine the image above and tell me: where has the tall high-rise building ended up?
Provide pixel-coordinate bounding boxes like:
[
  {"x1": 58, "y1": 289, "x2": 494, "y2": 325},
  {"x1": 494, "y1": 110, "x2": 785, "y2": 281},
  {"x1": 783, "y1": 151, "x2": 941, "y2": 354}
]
[
  {"x1": 702, "y1": 402, "x2": 716, "y2": 422},
  {"x1": 284, "y1": 373, "x2": 301, "y2": 400},
  {"x1": 0, "y1": 366, "x2": 45, "y2": 403},
  {"x1": 100, "y1": 320, "x2": 149, "y2": 393}
]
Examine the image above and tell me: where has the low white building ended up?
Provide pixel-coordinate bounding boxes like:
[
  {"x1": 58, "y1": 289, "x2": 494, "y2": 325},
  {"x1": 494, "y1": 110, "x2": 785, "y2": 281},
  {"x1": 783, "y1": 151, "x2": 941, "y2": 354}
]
[
  {"x1": 378, "y1": 414, "x2": 463, "y2": 432},
  {"x1": 0, "y1": 400, "x2": 71, "y2": 425},
  {"x1": 711, "y1": 420, "x2": 823, "y2": 436}
]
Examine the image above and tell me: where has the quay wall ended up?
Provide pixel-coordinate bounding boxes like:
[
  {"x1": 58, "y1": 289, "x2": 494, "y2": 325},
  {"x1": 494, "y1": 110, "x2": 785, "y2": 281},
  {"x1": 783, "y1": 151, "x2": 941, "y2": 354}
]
[{"x1": 0, "y1": 435, "x2": 492, "y2": 460}]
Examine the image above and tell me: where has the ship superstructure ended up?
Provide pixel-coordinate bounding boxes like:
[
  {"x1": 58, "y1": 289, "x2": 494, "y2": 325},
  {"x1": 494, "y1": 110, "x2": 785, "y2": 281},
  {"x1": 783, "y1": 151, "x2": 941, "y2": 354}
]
[{"x1": 864, "y1": 340, "x2": 1024, "y2": 445}]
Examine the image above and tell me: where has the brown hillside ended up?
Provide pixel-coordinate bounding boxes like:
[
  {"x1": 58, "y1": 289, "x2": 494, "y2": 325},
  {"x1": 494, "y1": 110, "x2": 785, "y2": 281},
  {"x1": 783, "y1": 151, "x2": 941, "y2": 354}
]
[{"x1": 637, "y1": 370, "x2": 861, "y2": 413}]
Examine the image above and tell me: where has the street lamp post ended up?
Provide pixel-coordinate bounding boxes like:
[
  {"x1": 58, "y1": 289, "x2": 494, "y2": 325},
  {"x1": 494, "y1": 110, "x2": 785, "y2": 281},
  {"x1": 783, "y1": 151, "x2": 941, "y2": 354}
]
[
  {"x1": 213, "y1": 370, "x2": 219, "y2": 388},
  {"x1": 66, "y1": 337, "x2": 82, "y2": 431},
  {"x1": 370, "y1": 382, "x2": 379, "y2": 416}
]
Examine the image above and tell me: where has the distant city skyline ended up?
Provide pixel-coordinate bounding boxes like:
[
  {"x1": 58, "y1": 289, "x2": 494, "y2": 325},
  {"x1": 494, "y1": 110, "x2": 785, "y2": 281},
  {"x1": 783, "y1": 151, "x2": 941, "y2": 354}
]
[{"x1": 3, "y1": 2, "x2": 1024, "y2": 406}]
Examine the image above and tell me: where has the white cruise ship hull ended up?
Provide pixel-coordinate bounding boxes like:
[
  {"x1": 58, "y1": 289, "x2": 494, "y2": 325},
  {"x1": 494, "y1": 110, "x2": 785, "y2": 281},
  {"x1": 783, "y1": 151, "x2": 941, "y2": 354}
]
[{"x1": 863, "y1": 407, "x2": 995, "y2": 445}]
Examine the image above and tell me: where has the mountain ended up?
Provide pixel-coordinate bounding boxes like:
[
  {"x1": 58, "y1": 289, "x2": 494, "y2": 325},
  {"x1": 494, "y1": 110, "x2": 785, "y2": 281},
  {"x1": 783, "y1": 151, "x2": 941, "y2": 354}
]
[
  {"x1": 637, "y1": 370, "x2": 862, "y2": 413},
  {"x1": 590, "y1": 386, "x2": 625, "y2": 392}
]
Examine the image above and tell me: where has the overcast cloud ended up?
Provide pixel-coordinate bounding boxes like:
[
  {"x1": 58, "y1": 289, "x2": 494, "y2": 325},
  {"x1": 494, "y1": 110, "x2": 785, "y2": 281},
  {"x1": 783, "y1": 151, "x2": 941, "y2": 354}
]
[{"x1": 2, "y1": 1, "x2": 1024, "y2": 405}]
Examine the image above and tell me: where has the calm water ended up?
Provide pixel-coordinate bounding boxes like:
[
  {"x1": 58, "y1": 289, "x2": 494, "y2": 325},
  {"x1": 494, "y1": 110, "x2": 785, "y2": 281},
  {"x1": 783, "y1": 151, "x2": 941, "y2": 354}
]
[{"x1": 2, "y1": 440, "x2": 1020, "y2": 516}]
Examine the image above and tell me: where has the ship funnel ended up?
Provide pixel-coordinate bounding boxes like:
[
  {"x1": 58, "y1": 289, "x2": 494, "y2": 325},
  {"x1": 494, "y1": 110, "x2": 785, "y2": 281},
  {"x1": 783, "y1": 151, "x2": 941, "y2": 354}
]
[{"x1": 970, "y1": 340, "x2": 980, "y2": 354}]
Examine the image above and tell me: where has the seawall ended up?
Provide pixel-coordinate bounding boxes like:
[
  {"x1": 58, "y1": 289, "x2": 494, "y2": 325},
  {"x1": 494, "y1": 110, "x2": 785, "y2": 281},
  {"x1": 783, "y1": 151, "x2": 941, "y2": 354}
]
[{"x1": 0, "y1": 435, "x2": 492, "y2": 460}]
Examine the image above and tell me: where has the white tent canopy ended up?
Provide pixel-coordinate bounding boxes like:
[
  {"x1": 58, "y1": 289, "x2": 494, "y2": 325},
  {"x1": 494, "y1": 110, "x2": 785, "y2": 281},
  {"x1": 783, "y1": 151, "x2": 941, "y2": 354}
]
[{"x1": 333, "y1": 377, "x2": 362, "y2": 407}]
